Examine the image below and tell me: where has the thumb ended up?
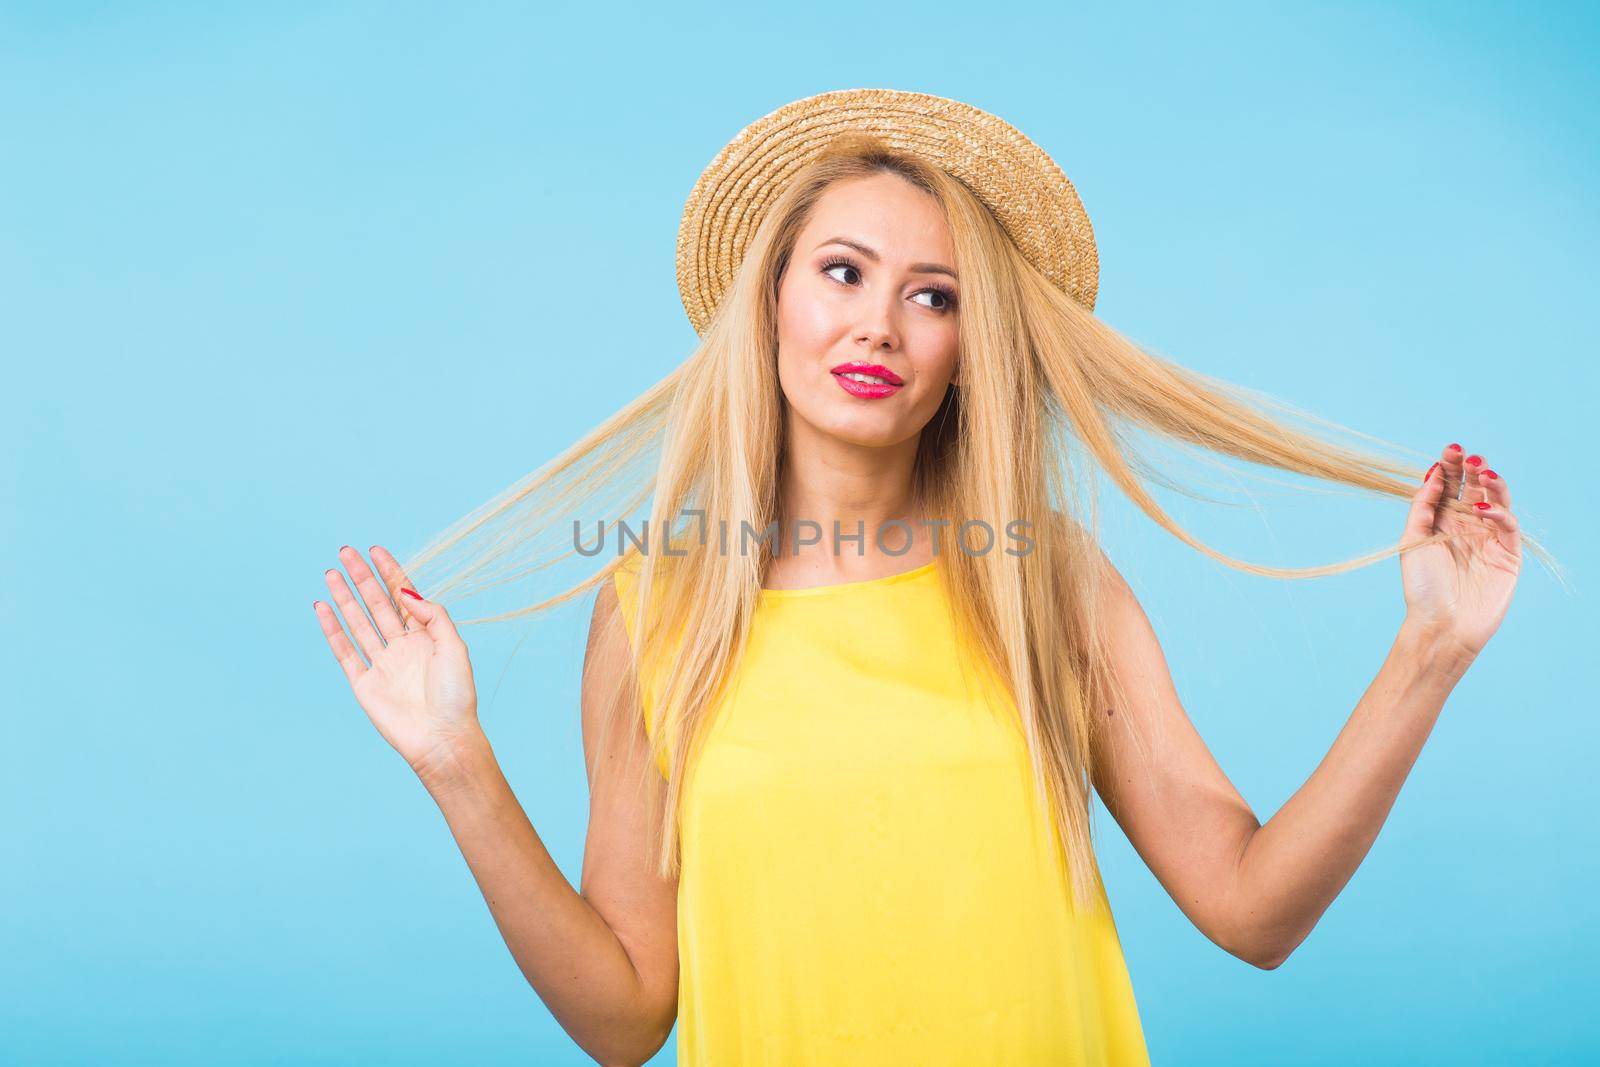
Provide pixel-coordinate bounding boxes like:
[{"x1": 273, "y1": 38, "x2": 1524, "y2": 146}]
[
  {"x1": 398, "y1": 588, "x2": 466, "y2": 649},
  {"x1": 1403, "y1": 461, "x2": 1445, "y2": 544}
]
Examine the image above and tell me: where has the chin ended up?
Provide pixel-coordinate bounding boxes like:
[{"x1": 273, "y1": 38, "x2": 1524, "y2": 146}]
[{"x1": 814, "y1": 407, "x2": 912, "y2": 448}]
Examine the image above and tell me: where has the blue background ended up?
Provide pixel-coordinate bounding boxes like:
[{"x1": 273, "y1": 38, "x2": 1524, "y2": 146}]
[{"x1": 5, "y1": 2, "x2": 1595, "y2": 1063}]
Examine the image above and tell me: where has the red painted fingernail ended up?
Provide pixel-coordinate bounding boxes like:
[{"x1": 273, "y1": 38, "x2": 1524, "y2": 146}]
[
  {"x1": 1474, "y1": 501, "x2": 1491, "y2": 510},
  {"x1": 1484, "y1": 469, "x2": 1498, "y2": 480},
  {"x1": 1465, "y1": 454, "x2": 1483, "y2": 466},
  {"x1": 401, "y1": 587, "x2": 423, "y2": 600},
  {"x1": 1447, "y1": 443, "x2": 1462, "y2": 452},
  {"x1": 1423, "y1": 462, "x2": 1439, "y2": 482}
]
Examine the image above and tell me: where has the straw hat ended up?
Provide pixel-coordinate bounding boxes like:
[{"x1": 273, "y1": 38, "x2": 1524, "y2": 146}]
[{"x1": 675, "y1": 87, "x2": 1100, "y2": 336}]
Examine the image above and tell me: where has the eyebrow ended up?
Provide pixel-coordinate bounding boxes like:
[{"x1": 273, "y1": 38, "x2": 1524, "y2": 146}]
[{"x1": 814, "y1": 236, "x2": 958, "y2": 281}]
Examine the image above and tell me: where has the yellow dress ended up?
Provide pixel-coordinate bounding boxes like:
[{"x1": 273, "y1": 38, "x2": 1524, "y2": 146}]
[{"x1": 610, "y1": 553, "x2": 1150, "y2": 1066}]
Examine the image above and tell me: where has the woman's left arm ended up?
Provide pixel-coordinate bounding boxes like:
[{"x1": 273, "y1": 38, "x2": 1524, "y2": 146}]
[{"x1": 1088, "y1": 443, "x2": 1523, "y2": 970}]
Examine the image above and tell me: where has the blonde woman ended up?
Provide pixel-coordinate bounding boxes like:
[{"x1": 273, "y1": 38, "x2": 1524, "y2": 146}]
[{"x1": 311, "y1": 91, "x2": 1540, "y2": 1066}]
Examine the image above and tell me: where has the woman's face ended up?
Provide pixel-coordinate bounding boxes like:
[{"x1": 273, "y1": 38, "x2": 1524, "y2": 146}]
[{"x1": 775, "y1": 171, "x2": 961, "y2": 449}]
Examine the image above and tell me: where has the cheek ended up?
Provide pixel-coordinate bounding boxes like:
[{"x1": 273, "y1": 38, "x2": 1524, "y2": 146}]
[
  {"x1": 911, "y1": 325, "x2": 961, "y2": 385},
  {"x1": 778, "y1": 279, "x2": 841, "y2": 352},
  {"x1": 791, "y1": 316, "x2": 836, "y2": 361}
]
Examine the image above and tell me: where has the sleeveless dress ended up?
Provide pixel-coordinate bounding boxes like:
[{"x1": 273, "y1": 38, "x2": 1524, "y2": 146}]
[{"x1": 610, "y1": 553, "x2": 1150, "y2": 1066}]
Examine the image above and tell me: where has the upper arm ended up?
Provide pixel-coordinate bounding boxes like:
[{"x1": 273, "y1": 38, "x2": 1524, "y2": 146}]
[
  {"x1": 578, "y1": 577, "x2": 679, "y2": 1038},
  {"x1": 1084, "y1": 548, "x2": 1263, "y2": 958}
]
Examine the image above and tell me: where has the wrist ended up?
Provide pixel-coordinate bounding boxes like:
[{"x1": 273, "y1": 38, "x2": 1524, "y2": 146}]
[
  {"x1": 1396, "y1": 616, "x2": 1477, "y2": 680},
  {"x1": 410, "y1": 725, "x2": 495, "y2": 797}
]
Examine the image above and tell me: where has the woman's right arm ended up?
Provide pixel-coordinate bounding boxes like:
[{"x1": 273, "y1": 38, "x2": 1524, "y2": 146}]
[{"x1": 314, "y1": 547, "x2": 677, "y2": 1067}]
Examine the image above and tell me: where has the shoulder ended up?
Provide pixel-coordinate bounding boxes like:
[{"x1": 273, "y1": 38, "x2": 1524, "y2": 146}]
[
  {"x1": 1036, "y1": 510, "x2": 1140, "y2": 623},
  {"x1": 607, "y1": 542, "x2": 687, "y2": 610},
  {"x1": 601, "y1": 541, "x2": 697, "y2": 670},
  {"x1": 610, "y1": 539, "x2": 695, "y2": 579},
  {"x1": 1039, "y1": 509, "x2": 1125, "y2": 578},
  {"x1": 586, "y1": 566, "x2": 630, "y2": 663},
  {"x1": 599, "y1": 548, "x2": 651, "y2": 655}
]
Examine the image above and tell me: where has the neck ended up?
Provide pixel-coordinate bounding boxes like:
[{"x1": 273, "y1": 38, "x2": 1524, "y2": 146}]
[{"x1": 772, "y1": 416, "x2": 931, "y2": 565}]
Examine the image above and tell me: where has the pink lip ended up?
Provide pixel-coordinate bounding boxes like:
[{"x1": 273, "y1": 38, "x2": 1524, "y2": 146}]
[
  {"x1": 831, "y1": 361, "x2": 905, "y2": 399},
  {"x1": 830, "y1": 361, "x2": 904, "y2": 385},
  {"x1": 835, "y1": 375, "x2": 901, "y2": 399}
]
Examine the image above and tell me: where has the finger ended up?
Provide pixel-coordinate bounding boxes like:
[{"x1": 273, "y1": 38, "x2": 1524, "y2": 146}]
[
  {"x1": 1439, "y1": 442, "x2": 1466, "y2": 502},
  {"x1": 339, "y1": 546, "x2": 406, "y2": 641},
  {"x1": 1481, "y1": 465, "x2": 1511, "y2": 511},
  {"x1": 326, "y1": 566, "x2": 386, "y2": 662},
  {"x1": 1463, "y1": 452, "x2": 1487, "y2": 503},
  {"x1": 394, "y1": 586, "x2": 468, "y2": 654},
  {"x1": 369, "y1": 545, "x2": 419, "y2": 630},
  {"x1": 313, "y1": 599, "x2": 369, "y2": 684},
  {"x1": 1471, "y1": 500, "x2": 1523, "y2": 558},
  {"x1": 1403, "y1": 461, "x2": 1446, "y2": 544}
]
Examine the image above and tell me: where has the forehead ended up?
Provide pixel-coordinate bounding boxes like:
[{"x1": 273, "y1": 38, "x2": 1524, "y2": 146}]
[{"x1": 800, "y1": 172, "x2": 953, "y2": 258}]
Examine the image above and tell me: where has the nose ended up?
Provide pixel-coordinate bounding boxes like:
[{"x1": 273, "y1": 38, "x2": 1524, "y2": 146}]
[
  {"x1": 857, "y1": 330, "x2": 896, "y2": 352},
  {"x1": 855, "y1": 294, "x2": 901, "y2": 353}
]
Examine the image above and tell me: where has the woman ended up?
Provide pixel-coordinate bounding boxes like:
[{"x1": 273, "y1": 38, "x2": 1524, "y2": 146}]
[{"x1": 311, "y1": 90, "x2": 1539, "y2": 1065}]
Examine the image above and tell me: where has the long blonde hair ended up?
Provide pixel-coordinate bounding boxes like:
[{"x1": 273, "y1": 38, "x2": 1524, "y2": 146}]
[{"x1": 398, "y1": 134, "x2": 1554, "y2": 909}]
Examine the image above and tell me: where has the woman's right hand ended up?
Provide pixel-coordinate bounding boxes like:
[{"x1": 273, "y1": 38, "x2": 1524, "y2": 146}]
[{"x1": 313, "y1": 545, "x2": 482, "y2": 780}]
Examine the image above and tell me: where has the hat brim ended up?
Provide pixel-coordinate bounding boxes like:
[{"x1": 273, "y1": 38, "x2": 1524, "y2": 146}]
[{"x1": 675, "y1": 87, "x2": 1099, "y2": 336}]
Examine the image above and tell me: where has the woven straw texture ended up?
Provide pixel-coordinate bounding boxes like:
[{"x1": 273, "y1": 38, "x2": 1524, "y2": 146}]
[{"x1": 675, "y1": 87, "x2": 1099, "y2": 336}]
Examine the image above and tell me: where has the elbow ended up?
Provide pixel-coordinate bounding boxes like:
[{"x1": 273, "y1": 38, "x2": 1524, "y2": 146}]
[
  {"x1": 1220, "y1": 935, "x2": 1291, "y2": 971},
  {"x1": 1216, "y1": 885, "x2": 1306, "y2": 971},
  {"x1": 587, "y1": 1043, "x2": 659, "y2": 1067},
  {"x1": 592, "y1": 1053, "x2": 657, "y2": 1067},
  {"x1": 587, "y1": 1028, "x2": 671, "y2": 1067},
  {"x1": 641, "y1": 1017, "x2": 676, "y2": 1062},
  {"x1": 1247, "y1": 946, "x2": 1291, "y2": 971},
  {"x1": 1239, "y1": 929, "x2": 1304, "y2": 971},
  {"x1": 636, "y1": 1002, "x2": 676, "y2": 1061},
  {"x1": 1216, "y1": 920, "x2": 1300, "y2": 971},
  {"x1": 577, "y1": 1010, "x2": 673, "y2": 1067}
]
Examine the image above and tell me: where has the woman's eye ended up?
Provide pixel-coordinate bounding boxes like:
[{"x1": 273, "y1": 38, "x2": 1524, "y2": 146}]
[
  {"x1": 822, "y1": 259, "x2": 956, "y2": 313},
  {"x1": 822, "y1": 262, "x2": 859, "y2": 286}
]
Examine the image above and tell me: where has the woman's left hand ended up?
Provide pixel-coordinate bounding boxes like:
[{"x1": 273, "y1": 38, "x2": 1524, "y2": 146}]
[{"x1": 1399, "y1": 442, "x2": 1523, "y2": 659}]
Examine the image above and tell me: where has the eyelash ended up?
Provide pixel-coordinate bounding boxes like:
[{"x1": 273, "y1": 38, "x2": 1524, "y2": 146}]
[{"x1": 819, "y1": 256, "x2": 959, "y2": 313}]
